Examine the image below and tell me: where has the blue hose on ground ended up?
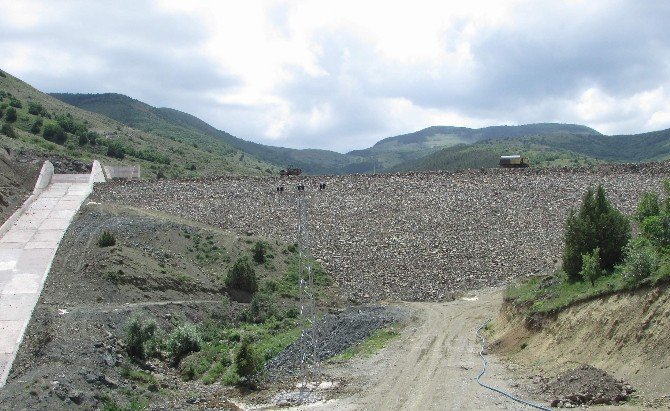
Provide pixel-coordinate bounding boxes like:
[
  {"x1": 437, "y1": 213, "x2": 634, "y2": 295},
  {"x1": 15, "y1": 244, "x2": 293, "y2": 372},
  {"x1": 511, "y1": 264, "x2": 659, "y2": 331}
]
[{"x1": 476, "y1": 319, "x2": 553, "y2": 411}]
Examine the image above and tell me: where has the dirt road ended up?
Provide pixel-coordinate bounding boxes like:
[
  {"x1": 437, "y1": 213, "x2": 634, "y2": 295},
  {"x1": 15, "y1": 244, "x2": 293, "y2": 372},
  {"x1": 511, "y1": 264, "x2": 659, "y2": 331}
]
[{"x1": 294, "y1": 289, "x2": 542, "y2": 410}]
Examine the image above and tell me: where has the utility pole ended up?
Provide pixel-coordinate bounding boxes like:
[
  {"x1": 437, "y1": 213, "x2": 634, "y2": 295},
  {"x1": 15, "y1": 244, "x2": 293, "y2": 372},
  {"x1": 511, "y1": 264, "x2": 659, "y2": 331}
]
[{"x1": 296, "y1": 189, "x2": 319, "y2": 386}]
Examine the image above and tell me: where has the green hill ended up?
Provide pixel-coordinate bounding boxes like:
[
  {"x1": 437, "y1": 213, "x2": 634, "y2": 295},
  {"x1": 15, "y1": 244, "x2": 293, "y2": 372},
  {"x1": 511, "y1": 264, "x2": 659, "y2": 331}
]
[
  {"x1": 0, "y1": 70, "x2": 276, "y2": 179},
  {"x1": 392, "y1": 128, "x2": 670, "y2": 172},
  {"x1": 50, "y1": 93, "x2": 369, "y2": 175},
  {"x1": 348, "y1": 123, "x2": 601, "y2": 171},
  {"x1": 48, "y1": 92, "x2": 608, "y2": 175}
]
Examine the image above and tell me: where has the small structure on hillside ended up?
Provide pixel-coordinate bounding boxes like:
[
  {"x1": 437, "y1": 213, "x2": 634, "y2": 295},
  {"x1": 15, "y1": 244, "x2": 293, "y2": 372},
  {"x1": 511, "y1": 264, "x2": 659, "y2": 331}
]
[
  {"x1": 499, "y1": 155, "x2": 529, "y2": 168},
  {"x1": 103, "y1": 165, "x2": 141, "y2": 180},
  {"x1": 280, "y1": 166, "x2": 302, "y2": 176}
]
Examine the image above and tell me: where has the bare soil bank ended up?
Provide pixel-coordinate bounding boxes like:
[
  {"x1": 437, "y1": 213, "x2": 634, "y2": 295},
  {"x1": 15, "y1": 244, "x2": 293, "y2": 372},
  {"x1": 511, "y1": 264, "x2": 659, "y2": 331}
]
[{"x1": 492, "y1": 282, "x2": 670, "y2": 408}]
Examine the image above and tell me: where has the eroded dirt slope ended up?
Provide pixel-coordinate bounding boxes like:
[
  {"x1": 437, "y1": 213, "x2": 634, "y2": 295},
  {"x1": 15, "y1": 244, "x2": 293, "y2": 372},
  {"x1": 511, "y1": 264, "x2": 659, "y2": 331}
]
[{"x1": 493, "y1": 283, "x2": 670, "y2": 407}]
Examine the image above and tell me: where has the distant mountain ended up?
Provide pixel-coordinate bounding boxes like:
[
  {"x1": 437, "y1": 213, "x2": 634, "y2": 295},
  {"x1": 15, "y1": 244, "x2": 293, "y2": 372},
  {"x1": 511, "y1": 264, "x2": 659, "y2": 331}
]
[
  {"x1": 0, "y1": 71, "x2": 275, "y2": 179},
  {"x1": 392, "y1": 128, "x2": 670, "y2": 172},
  {"x1": 348, "y1": 123, "x2": 601, "y2": 170},
  {"x1": 50, "y1": 92, "x2": 608, "y2": 175}
]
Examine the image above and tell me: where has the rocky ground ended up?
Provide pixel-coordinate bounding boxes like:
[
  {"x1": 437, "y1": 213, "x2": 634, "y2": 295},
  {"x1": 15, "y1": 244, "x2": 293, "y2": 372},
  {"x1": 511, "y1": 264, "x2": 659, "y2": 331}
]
[
  {"x1": 539, "y1": 365, "x2": 635, "y2": 408},
  {"x1": 92, "y1": 162, "x2": 670, "y2": 302},
  {"x1": 15, "y1": 149, "x2": 93, "y2": 174},
  {"x1": 0, "y1": 205, "x2": 398, "y2": 410},
  {"x1": 0, "y1": 145, "x2": 38, "y2": 222},
  {"x1": 266, "y1": 305, "x2": 407, "y2": 381}
]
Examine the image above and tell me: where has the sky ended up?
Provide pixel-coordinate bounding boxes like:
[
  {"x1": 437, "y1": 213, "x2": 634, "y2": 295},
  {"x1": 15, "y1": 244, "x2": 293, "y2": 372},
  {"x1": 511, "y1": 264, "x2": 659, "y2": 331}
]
[{"x1": 1, "y1": 0, "x2": 670, "y2": 153}]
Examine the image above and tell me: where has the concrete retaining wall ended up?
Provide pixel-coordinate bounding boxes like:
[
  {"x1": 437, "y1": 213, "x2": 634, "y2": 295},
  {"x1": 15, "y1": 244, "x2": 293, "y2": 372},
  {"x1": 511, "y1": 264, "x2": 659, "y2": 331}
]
[
  {"x1": 103, "y1": 165, "x2": 140, "y2": 180},
  {"x1": 31, "y1": 160, "x2": 53, "y2": 195},
  {"x1": 0, "y1": 161, "x2": 54, "y2": 238}
]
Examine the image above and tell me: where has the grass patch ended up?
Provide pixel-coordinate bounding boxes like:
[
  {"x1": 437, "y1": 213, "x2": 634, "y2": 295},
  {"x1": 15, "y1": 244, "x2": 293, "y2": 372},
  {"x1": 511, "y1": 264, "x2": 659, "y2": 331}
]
[
  {"x1": 333, "y1": 324, "x2": 401, "y2": 361},
  {"x1": 119, "y1": 368, "x2": 157, "y2": 385},
  {"x1": 177, "y1": 317, "x2": 301, "y2": 385},
  {"x1": 505, "y1": 264, "x2": 670, "y2": 315}
]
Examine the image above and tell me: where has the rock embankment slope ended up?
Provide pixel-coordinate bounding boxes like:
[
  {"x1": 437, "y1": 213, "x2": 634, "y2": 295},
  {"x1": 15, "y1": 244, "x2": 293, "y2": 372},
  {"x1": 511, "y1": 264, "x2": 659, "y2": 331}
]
[{"x1": 92, "y1": 163, "x2": 670, "y2": 301}]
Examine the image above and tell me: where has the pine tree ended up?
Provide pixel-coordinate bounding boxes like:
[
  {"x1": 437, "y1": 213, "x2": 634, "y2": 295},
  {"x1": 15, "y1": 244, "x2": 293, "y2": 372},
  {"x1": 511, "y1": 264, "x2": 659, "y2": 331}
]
[{"x1": 563, "y1": 185, "x2": 630, "y2": 282}]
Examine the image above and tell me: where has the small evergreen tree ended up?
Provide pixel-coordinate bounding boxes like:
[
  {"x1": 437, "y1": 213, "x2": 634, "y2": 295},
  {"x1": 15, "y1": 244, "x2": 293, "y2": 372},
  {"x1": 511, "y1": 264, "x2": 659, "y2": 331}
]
[
  {"x1": 235, "y1": 335, "x2": 263, "y2": 388},
  {"x1": 563, "y1": 185, "x2": 630, "y2": 282},
  {"x1": 30, "y1": 118, "x2": 42, "y2": 134},
  {"x1": 27, "y1": 102, "x2": 44, "y2": 115},
  {"x1": 98, "y1": 230, "x2": 116, "y2": 247},
  {"x1": 225, "y1": 256, "x2": 258, "y2": 293},
  {"x1": 106, "y1": 140, "x2": 126, "y2": 159}
]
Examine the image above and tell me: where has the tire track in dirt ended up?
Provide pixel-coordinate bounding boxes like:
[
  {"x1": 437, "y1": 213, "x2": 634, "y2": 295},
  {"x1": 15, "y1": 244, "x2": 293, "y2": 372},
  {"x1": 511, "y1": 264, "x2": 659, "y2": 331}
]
[{"x1": 300, "y1": 289, "x2": 540, "y2": 410}]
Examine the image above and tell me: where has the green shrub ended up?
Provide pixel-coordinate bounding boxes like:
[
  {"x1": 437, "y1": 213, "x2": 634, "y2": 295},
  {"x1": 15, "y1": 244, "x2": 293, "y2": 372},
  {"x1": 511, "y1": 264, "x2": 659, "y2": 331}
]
[
  {"x1": 166, "y1": 324, "x2": 202, "y2": 364},
  {"x1": 5, "y1": 107, "x2": 17, "y2": 123},
  {"x1": 27, "y1": 102, "x2": 44, "y2": 116},
  {"x1": 636, "y1": 192, "x2": 660, "y2": 222},
  {"x1": 30, "y1": 118, "x2": 42, "y2": 134},
  {"x1": 55, "y1": 114, "x2": 86, "y2": 135},
  {"x1": 8, "y1": 98, "x2": 21, "y2": 108},
  {"x1": 622, "y1": 238, "x2": 658, "y2": 283},
  {"x1": 640, "y1": 214, "x2": 670, "y2": 247},
  {"x1": 42, "y1": 123, "x2": 67, "y2": 144},
  {"x1": 243, "y1": 293, "x2": 276, "y2": 323},
  {"x1": 125, "y1": 316, "x2": 159, "y2": 360},
  {"x1": 234, "y1": 336, "x2": 263, "y2": 388},
  {"x1": 1, "y1": 123, "x2": 16, "y2": 138},
  {"x1": 563, "y1": 185, "x2": 630, "y2": 282},
  {"x1": 0, "y1": 70, "x2": 6, "y2": 78},
  {"x1": 252, "y1": 241, "x2": 268, "y2": 264},
  {"x1": 106, "y1": 140, "x2": 126, "y2": 159},
  {"x1": 579, "y1": 247, "x2": 602, "y2": 285},
  {"x1": 78, "y1": 133, "x2": 88, "y2": 146},
  {"x1": 86, "y1": 131, "x2": 98, "y2": 145},
  {"x1": 225, "y1": 257, "x2": 258, "y2": 293},
  {"x1": 98, "y1": 230, "x2": 116, "y2": 247}
]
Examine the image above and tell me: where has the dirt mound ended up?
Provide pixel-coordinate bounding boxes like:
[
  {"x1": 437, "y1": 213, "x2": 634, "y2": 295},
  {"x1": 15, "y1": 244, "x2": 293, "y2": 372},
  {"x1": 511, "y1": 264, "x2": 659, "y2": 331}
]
[{"x1": 542, "y1": 365, "x2": 634, "y2": 407}]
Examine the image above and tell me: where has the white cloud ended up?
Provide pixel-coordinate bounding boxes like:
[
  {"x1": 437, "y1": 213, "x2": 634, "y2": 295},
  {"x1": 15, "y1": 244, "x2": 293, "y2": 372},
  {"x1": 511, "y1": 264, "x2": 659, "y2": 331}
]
[{"x1": 1, "y1": 0, "x2": 670, "y2": 151}]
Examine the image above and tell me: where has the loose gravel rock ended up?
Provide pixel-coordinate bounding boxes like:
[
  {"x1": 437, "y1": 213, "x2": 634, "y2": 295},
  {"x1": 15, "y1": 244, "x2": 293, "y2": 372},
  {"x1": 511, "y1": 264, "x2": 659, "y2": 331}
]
[
  {"x1": 91, "y1": 163, "x2": 670, "y2": 302},
  {"x1": 266, "y1": 306, "x2": 407, "y2": 380},
  {"x1": 543, "y1": 365, "x2": 635, "y2": 407}
]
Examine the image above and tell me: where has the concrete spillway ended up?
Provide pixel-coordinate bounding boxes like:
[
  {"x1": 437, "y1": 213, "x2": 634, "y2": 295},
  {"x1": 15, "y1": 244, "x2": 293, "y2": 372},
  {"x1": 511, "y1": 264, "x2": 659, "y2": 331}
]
[{"x1": 0, "y1": 161, "x2": 104, "y2": 387}]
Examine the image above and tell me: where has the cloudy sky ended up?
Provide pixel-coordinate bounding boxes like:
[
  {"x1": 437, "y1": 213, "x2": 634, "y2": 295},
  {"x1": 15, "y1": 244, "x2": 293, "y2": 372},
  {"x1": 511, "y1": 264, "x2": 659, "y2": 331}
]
[{"x1": 1, "y1": 1, "x2": 670, "y2": 152}]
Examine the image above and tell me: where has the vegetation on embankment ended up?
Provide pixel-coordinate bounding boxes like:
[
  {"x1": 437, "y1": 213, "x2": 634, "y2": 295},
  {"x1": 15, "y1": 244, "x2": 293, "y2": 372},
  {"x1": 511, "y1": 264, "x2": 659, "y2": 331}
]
[
  {"x1": 0, "y1": 204, "x2": 343, "y2": 410},
  {"x1": 504, "y1": 183, "x2": 670, "y2": 317}
]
